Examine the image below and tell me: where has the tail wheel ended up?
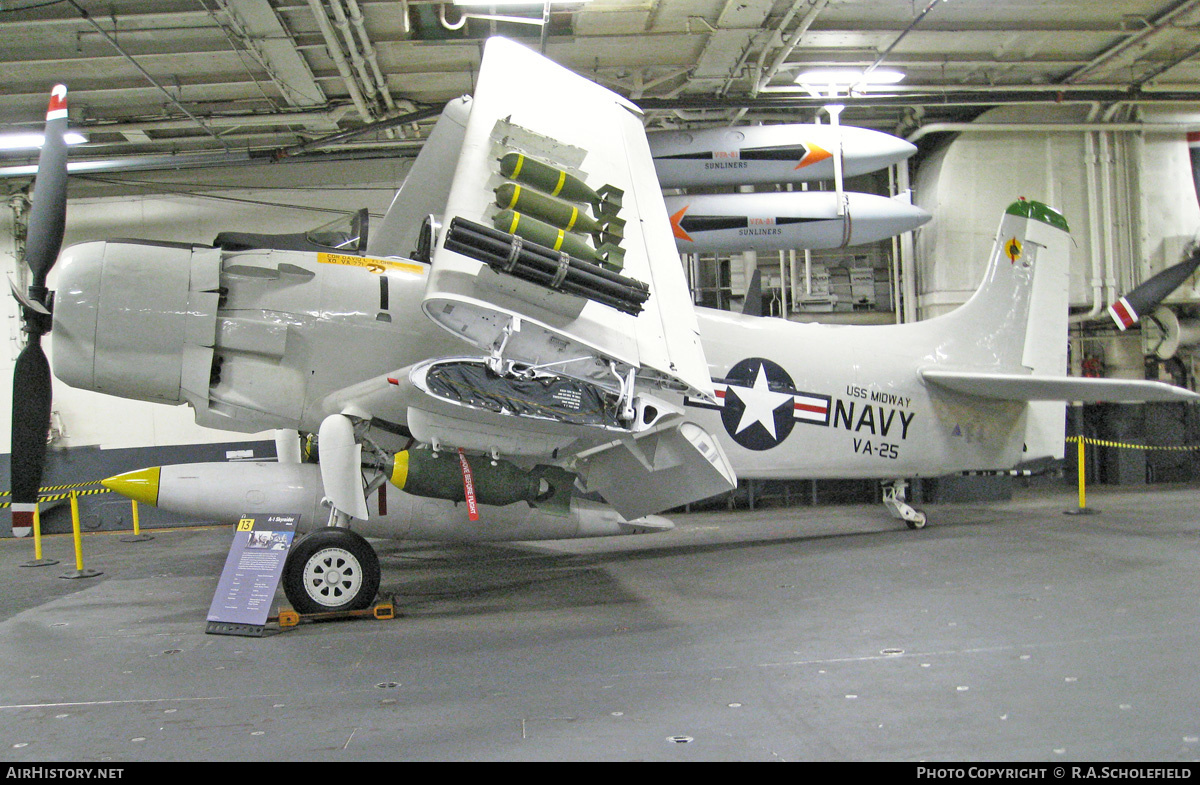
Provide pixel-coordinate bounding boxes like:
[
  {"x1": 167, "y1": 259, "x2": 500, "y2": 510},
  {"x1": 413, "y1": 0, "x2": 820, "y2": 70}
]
[{"x1": 283, "y1": 528, "x2": 380, "y2": 614}]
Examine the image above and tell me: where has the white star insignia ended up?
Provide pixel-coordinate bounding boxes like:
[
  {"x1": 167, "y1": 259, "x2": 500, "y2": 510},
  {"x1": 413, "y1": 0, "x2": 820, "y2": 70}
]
[{"x1": 731, "y1": 364, "x2": 794, "y2": 440}]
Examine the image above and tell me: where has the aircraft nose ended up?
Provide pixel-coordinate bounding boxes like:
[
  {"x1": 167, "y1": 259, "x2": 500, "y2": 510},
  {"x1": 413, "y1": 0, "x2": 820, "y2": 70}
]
[
  {"x1": 50, "y1": 240, "x2": 104, "y2": 392},
  {"x1": 51, "y1": 239, "x2": 194, "y2": 404}
]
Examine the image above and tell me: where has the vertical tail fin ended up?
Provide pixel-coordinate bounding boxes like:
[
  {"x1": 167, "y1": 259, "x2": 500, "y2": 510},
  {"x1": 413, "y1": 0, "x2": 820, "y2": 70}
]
[
  {"x1": 933, "y1": 198, "x2": 1072, "y2": 461},
  {"x1": 938, "y1": 199, "x2": 1071, "y2": 373}
]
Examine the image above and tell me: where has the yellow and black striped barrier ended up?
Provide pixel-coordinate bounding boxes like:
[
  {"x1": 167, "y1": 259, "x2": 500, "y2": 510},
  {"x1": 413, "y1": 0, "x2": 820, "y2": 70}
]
[
  {"x1": 1066, "y1": 435, "x2": 1200, "y2": 452},
  {"x1": 1064, "y1": 435, "x2": 1200, "y2": 515},
  {"x1": 0, "y1": 481, "x2": 111, "y2": 509},
  {"x1": 7, "y1": 481, "x2": 151, "y2": 574}
]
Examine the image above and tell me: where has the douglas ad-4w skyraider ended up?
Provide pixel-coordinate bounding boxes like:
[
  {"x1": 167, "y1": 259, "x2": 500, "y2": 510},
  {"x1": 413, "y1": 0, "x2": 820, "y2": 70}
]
[{"x1": 12, "y1": 38, "x2": 1200, "y2": 615}]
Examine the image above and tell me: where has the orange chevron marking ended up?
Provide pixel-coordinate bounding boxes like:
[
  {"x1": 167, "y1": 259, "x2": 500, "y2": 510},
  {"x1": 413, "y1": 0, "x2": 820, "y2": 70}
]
[
  {"x1": 795, "y1": 143, "x2": 833, "y2": 169},
  {"x1": 670, "y1": 205, "x2": 693, "y2": 242}
]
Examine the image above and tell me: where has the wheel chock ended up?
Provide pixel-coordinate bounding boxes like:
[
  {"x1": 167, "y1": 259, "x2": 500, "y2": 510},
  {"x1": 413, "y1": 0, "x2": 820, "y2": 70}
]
[{"x1": 272, "y1": 600, "x2": 396, "y2": 628}]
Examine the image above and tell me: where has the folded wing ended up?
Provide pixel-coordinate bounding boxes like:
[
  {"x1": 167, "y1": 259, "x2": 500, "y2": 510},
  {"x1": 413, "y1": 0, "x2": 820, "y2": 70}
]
[{"x1": 401, "y1": 38, "x2": 736, "y2": 518}]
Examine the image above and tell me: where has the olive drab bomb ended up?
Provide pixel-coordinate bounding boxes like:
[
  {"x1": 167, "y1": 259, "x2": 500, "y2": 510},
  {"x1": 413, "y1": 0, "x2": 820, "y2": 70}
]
[
  {"x1": 386, "y1": 448, "x2": 575, "y2": 510},
  {"x1": 493, "y1": 182, "x2": 625, "y2": 244},
  {"x1": 492, "y1": 209, "x2": 625, "y2": 270},
  {"x1": 494, "y1": 152, "x2": 625, "y2": 271},
  {"x1": 498, "y1": 152, "x2": 623, "y2": 214}
]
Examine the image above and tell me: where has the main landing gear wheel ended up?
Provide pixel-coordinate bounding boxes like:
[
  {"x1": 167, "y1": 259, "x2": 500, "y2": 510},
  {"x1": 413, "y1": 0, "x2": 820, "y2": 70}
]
[{"x1": 283, "y1": 528, "x2": 380, "y2": 614}]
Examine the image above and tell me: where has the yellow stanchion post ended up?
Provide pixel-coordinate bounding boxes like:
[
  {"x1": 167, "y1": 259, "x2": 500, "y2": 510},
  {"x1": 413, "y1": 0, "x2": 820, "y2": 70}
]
[
  {"x1": 20, "y1": 505, "x2": 59, "y2": 568},
  {"x1": 119, "y1": 499, "x2": 153, "y2": 542},
  {"x1": 60, "y1": 490, "x2": 101, "y2": 579},
  {"x1": 1065, "y1": 436, "x2": 1099, "y2": 516}
]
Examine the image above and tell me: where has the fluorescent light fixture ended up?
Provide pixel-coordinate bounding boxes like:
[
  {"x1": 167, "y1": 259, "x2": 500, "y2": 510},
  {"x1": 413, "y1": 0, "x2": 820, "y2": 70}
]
[
  {"x1": 0, "y1": 131, "x2": 88, "y2": 151},
  {"x1": 794, "y1": 68, "x2": 906, "y2": 87}
]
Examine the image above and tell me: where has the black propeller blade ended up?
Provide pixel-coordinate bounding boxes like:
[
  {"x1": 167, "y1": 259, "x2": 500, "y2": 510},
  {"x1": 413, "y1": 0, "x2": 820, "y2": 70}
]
[
  {"x1": 10, "y1": 85, "x2": 69, "y2": 535},
  {"x1": 25, "y1": 85, "x2": 68, "y2": 291},
  {"x1": 1108, "y1": 249, "x2": 1200, "y2": 331}
]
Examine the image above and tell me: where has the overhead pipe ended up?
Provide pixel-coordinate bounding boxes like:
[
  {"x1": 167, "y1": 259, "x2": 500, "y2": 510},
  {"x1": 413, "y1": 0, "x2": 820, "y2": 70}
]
[
  {"x1": 1073, "y1": 117, "x2": 1107, "y2": 324},
  {"x1": 328, "y1": 0, "x2": 399, "y2": 137},
  {"x1": 327, "y1": 0, "x2": 380, "y2": 114},
  {"x1": 345, "y1": 0, "x2": 401, "y2": 115},
  {"x1": 1062, "y1": 0, "x2": 1200, "y2": 85},
  {"x1": 728, "y1": 0, "x2": 831, "y2": 123},
  {"x1": 88, "y1": 106, "x2": 354, "y2": 136},
  {"x1": 905, "y1": 121, "x2": 1200, "y2": 145},
  {"x1": 305, "y1": 0, "x2": 375, "y2": 124}
]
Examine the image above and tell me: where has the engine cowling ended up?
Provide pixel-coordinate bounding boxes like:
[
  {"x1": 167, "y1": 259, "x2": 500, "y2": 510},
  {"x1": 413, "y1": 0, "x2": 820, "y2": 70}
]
[{"x1": 52, "y1": 240, "x2": 198, "y2": 405}]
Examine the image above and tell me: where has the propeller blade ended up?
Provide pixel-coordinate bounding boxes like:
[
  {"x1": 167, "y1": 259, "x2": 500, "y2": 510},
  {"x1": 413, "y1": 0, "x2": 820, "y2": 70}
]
[
  {"x1": 10, "y1": 338, "x2": 52, "y2": 534},
  {"x1": 1108, "y1": 250, "x2": 1200, "y2": 331},
  {"x1": 24, "y1": 84, "x2": 69, "y2": 289},
  {"x1": 10, "y1": 85, "x2": 69, "y2": 536},
  {"x1": 317, "y1": 414, "x2": 369, "y2": 521}
]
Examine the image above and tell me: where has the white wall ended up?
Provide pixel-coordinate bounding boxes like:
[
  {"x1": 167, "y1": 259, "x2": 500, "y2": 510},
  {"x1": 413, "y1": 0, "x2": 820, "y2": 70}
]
[
  {"x1": 912, "y1": 105, "x2": 1200, "y2": 320},
  {"x1": 1, "y1": 157, "x2": 413, "y2": 453}
]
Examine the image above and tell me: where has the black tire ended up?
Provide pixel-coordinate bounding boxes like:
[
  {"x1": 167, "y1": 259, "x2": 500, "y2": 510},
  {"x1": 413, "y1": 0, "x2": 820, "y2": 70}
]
[{"x1": 283, "y1": 528, "x2": 380, "y2": 614}]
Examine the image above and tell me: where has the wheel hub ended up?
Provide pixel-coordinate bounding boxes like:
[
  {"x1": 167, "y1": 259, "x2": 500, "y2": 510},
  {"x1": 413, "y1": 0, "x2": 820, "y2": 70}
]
[{"x1": 302, "y1": 547, "x2": 363, "y2": 607}]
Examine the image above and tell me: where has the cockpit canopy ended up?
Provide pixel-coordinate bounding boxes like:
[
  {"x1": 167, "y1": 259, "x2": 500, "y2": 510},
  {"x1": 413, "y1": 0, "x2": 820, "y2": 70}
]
[{"x1": 213, "y1": 208, "x2": 369, "y2": 254}]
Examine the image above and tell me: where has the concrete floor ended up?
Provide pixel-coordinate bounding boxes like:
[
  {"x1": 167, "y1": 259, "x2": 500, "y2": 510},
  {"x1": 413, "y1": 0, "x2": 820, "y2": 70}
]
[{"x1": 1, "y1": 482, "x2": 1199, "y2": 762}]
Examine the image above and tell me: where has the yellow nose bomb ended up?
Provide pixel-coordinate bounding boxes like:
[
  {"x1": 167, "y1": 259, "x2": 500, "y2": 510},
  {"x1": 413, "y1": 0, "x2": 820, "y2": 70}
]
[{"x1": 102, "y1": 466, "x2": 161, "y2": 506}]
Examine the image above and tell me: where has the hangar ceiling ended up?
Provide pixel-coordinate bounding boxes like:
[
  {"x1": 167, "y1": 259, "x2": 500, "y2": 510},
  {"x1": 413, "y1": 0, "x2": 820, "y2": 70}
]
[{"x1": 2, "y1": 0, "x2": 1200, "y2": 175}]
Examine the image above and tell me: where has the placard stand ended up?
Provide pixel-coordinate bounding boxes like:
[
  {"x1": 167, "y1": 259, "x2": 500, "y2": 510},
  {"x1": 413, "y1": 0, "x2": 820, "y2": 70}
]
[{"x1": 205, "y1": 513, "x2": 298, "y2": 637}]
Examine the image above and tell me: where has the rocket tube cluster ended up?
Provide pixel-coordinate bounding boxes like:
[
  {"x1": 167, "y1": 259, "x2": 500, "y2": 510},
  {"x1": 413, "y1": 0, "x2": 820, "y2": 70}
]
[{"x1": 444, "y1": 216, "x2": 649, "y2": 316}]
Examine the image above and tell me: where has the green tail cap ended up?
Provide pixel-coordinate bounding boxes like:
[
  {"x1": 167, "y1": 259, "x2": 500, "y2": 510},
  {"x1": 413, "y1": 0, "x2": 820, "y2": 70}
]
[{"x1": 1005, "y1": 198, "x2": 1069, "y2": 232}]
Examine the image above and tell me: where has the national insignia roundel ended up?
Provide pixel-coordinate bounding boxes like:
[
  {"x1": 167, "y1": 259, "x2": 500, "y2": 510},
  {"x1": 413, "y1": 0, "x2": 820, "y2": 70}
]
[{"x1": 719, "y1": 357, "x2": 798, "y2": 451}]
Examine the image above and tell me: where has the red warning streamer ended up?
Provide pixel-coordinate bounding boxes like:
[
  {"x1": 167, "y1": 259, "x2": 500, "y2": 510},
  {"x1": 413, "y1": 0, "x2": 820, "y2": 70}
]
[{"x1": 457, "y1": 448, "x2": 480, "y2": 522}]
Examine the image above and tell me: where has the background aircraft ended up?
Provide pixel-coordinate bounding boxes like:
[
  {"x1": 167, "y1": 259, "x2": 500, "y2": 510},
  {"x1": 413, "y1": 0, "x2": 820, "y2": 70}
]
[{"x1": 13, "y1": 38, "x2": 1200, "y2": 615}]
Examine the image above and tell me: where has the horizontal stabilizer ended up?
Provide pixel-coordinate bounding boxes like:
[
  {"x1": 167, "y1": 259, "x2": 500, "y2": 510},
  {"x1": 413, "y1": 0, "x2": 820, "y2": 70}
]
[{"x1": 922, "y1": 369, "x2": 1200, "y2": 403}]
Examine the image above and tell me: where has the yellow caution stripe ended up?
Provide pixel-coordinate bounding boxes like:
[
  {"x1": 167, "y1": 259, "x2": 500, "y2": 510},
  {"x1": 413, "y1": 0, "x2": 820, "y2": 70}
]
[
  {"x1": 503, "y1": 184, "x2": 521, "y2": 210},
  {"x1": 0, "y1": 480, "x2": 104, "y2": 496},
  {"x1": 0, "y1": 487, "x2": 112, "y2": 508},
  {"x1": 1066, "y1": 435, "x2": 1200, "y2": 452}
]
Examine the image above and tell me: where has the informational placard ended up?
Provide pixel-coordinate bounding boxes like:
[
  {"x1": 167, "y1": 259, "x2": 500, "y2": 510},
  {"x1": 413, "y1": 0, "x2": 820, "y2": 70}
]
[{"x1": 205, "y1": 513, "x2": 298, "y2": 637}]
